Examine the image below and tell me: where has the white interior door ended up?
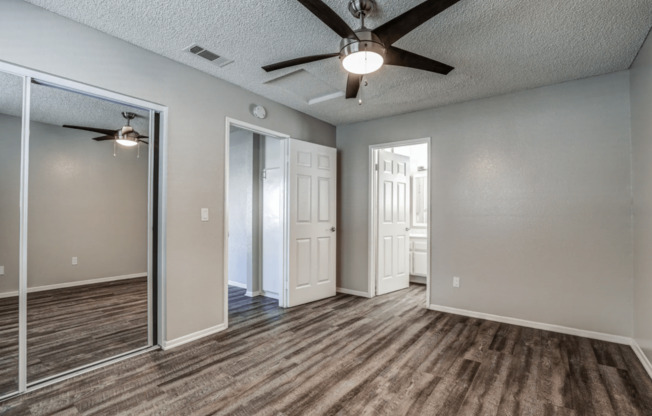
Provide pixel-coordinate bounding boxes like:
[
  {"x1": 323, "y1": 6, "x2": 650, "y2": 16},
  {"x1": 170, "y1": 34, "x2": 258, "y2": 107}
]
[
  {"x1": 377, "y1": 150, "x2": 411, "y2": 295},
  {"x1": 286, "y1": 139, "x2": 337, "y2": 307}
]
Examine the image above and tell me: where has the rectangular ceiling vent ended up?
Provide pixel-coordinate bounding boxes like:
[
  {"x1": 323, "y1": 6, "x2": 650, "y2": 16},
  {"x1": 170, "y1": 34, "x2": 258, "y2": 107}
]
[{"x1": 185, "y1": 44, "x2": 233, "y2": 68}]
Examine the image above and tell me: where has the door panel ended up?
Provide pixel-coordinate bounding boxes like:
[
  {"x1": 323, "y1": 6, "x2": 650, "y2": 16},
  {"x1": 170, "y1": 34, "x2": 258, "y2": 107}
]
[
  {"x1": 287, "y1": 139, "x2": 337, "y2": 307},
  {"x1": 377, "y1": 150, "x2": 411, "y2": 295}
]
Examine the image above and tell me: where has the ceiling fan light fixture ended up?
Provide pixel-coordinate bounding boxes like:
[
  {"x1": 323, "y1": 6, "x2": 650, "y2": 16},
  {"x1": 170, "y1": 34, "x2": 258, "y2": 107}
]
[
  {"x1": 116, "y1": 127, "x2": 139, "y2": 147},
  {"x1": 116, "y1": 138, "x2": 138, "y2": 147},
  {"x1": 342, "y1": 50, "x2": 384, "y2": 75},
  {"x1": 340, "y1": 30, "x2": 385, "y2": 75}
]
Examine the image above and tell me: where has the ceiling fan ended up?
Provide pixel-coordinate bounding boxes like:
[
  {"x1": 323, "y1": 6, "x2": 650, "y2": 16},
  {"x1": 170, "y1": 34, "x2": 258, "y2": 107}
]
[
  {"x1": 62, "y1": 112, "x2": 149, "y2": 147},
  {"x1": 262, "y1": 0, "x2": 460, "y2": 100}
]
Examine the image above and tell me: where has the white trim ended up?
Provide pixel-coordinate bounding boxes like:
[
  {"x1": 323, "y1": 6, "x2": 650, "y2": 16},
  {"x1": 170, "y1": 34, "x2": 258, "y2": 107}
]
[
  {"x1": 0, "y1": 273, "x2": 147, "y2": 298},
  {"x1": 337, "y1": 287, "x2": 372, "y2": 298},
  {"x1": 368, "y1": 137, "x2": 432, "y2": 303},
  {"x1": 631, "y1": 339, "x2": 652, "y2": 380},
  {"x1": 158, "y1": 107, "x2": 169, "y2": 348},
  {"x1": 227, "y1": 280, "x2": 248, "y2": 289},
  {"x1": 245, "y1": 290, "x2": 261, "y2": 297},
  {"x1": 18, "y1": 75, "x2": 30, "y2": 393},
  {"x1": 162, "y1": 323, "x2": 227, "y2": 350},
  {"x1": 427, "y1": 303, "x2": 632, "y2": 345},
  {"x1": 261, "y1": 290, "x2": 279, "y2": 300},
  {"x1": 0, "y1": 60, "x2": 166, "y2": 113}
]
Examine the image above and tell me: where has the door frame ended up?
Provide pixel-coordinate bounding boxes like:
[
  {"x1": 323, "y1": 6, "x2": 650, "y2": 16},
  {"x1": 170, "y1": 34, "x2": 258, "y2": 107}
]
[
  {"x1": 0, "y1": 59, "x2": 168, "y2": 399},
  {"x1": 223, "y1": 118, "x2": 290, "y2": 323},
  {"x1": 368, "y1": 138, "x2": 432, "y2": 307}
]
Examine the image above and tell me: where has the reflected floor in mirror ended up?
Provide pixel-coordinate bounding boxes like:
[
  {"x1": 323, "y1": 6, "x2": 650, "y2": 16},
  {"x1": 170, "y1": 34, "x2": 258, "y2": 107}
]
[{"x1": 0, "y1": 276, "x2": 148, "y2": 388}]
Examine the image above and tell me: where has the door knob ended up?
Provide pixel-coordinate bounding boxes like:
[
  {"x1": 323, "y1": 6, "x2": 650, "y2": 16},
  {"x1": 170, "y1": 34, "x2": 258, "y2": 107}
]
[{"x1": 330, "y1": 227, "x2": 336, "y2": 232}]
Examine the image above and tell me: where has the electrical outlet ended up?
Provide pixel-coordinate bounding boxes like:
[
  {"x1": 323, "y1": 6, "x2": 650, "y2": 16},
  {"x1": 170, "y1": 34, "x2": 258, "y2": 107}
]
[
  {"x1": 453, "y1": 276, "x2": 460, "y2": 288},
  {"x1": 201, "y1": 208, "x2": 209, "y2": 222},
  {"x1": 72, "y1": 257, "x2": 78, "y2": 266}
]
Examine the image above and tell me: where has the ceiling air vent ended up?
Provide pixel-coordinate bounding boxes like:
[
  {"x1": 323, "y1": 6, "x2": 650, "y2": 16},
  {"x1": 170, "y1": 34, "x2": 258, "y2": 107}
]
[{"x1": 185, "y1": 44, "x2": 233, "y2": 68}]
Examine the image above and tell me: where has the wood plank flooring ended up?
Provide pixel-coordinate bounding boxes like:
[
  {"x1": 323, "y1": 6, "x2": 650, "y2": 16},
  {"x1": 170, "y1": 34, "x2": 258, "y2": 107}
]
[
  {"x1": 1, "y1": 284, "x2": 652, "y2": 415},
  {"x1": 0, "y1": 277, "x2": 148, "y2": 396}
]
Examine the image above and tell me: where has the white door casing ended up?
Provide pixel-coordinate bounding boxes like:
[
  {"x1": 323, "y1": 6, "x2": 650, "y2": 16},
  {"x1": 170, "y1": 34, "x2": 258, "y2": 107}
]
[
  {"x1": 377, "y1": 150, "x2": 410, "y2": 295},
  {"x1": 286, "y1": 139, "x2": 337, "y2": 307}
]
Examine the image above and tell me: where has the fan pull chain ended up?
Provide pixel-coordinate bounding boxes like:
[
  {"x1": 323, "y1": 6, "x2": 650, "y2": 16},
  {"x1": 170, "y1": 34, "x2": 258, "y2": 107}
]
[
  {"x1": 358, "y1": 78, "x2": 369, "y2": 105},
  {"x1": 137, "y1": 141, "x2": 140, "y2": 159},
  {"x1": 113, "y1": 140, "x2": 117, "y2": 157}
]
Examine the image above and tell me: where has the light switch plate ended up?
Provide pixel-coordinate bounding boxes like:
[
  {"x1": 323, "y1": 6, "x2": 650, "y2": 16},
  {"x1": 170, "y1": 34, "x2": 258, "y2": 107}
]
[
  {"x1": 0, "y1": 265, "x2": 4, "y2": 275},
  {"x1": 72, "y1": 257, "x2": 78, "y2": 265},
  {"x1": 201, "y1": 208, "x2": 209, "y2": 222}
]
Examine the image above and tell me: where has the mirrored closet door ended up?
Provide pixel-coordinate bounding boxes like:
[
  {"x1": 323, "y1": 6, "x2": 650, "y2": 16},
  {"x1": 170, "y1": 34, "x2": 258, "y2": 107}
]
[
  {"x1": 0, "y1": 62, "x2": 161, "y2": 398},
  {"x1": 0, "y1": 71, "x2": 23, "y2": 398},
  {"x1": 26, "y1": 82, "x2": 152, "y2": 384}
]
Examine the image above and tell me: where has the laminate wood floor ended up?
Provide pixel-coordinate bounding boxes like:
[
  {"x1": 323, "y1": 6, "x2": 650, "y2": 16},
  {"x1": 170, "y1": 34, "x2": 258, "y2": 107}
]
[
  {"x1": 0, "y1": 277, "x2": 148, "y2": 396},
  {"x1": 2, "y1": 284, "x2": 652, "y2": 415}
]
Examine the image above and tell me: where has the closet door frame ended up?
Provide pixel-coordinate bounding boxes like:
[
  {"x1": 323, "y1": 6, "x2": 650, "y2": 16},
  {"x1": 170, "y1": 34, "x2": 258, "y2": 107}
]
[{"x1": 0, "y1": 60, "x2": 168, "y2": 399}]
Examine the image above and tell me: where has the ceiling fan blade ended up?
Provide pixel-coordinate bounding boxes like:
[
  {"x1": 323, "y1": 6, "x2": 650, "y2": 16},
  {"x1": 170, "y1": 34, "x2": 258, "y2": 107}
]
[
  {"x1": 92, "y1": 135, "x2": 115, "y2": 141},
  {"x1": 137, "y1": 135, "x2": 149, "y2": 139},
  {"x1": 345, "y1": 74, "x2": 362, "y2": 99},
  {"x1": 384, "y1": 46, "x2": 454, "y2": 75},
  {"x1": 297, "y1": 0, "x2": 358, "y2": 39},
  {"x1": 138, "y1": 139, "x2": 149, "y2": 144},
  {"x1": 263, "y1": 53, "x2": 339, "y2": 72},
  {"x1": 373, "y1": 0, "x2": 462, "y2": 45},
  {"x1": 63, "y1": 125, "x2": 117, "y2": 136}
]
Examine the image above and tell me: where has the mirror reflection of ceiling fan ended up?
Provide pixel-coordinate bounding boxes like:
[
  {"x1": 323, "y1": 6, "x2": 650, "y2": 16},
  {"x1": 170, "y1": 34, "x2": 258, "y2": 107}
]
[
  {"x1": 262, "y1": 0, "x2": 460, "y2": 100},
  {"x1": 62, "y1": 112, "x2": 148, "y2": 147}
]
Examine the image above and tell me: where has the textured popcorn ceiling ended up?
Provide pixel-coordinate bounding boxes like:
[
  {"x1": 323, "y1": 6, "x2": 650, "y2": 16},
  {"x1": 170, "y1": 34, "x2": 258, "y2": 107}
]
[
  {"x1": 24, "y1": 0, "x2": 652, "y2": 125},
  {"x1": 0, "y1": 71, "x2": 149, "y2": 134}
]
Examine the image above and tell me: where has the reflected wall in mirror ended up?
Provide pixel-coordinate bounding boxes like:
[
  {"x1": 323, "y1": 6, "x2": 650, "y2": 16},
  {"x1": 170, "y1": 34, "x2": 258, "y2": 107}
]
[
  {"x1": 27, "y1": 82, "x2": 150, "y2": 383},
  {"x1": 0, "y1": 71, "x2": 23, "y2": 397},
  {"x1": 412, "y1": 171, "x2": 428, "y2": 228}
]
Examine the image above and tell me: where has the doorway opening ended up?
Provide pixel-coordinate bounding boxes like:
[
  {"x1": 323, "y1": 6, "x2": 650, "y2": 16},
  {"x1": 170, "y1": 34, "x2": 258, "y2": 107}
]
[
  {"x1": 368, "y1": 138, "x2": 431, "y2": 307},
  {"x1": 224, "y1": 119, "x2": 338, "y2": 321},
  {"x1": 225, "y1": 120, "x2": 288, "y2": 324}
]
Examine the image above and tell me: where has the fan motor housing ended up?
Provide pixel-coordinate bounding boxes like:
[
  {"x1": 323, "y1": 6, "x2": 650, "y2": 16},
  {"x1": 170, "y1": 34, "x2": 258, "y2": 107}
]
[{"x1": 340, "y1": 29, "x2": 385, "y2": 60}]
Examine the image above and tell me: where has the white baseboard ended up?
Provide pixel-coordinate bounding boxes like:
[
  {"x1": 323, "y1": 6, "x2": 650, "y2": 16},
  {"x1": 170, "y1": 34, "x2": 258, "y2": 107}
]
[
  {"x1": 631, "y1": 339, "x2": 652, "y2": 380},
  {"x1": 245, "y1": 290, "x2": 261, "y2": 297},
  {"x1": 337, "y1": 287, "x2": 372, "y2": 298},
  {"x1": 227, "y1": 280, "x2": 247, "y2": 289},
  {"x1": 427, "y1": 303, "x2": 632, "y2": 345},
  {"x1": 0, "y1": 273, "x2": 147, "y2": 299},
  {"x1": 162, "y1": 323, "x2": 227, "y2": 350},
  {"x1": 261, "y1": 290, "x2": 279, "y2": 300}
]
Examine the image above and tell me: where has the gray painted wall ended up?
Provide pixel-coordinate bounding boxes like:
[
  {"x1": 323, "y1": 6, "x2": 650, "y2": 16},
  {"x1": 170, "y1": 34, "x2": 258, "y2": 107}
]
[
  {"x1": 337, "y1": 71, "x2": 634, "y2": 336},
  {"x1": 631, "y1": 32, "x2": 652, "y2": 360},
  {"x1": 0, "y1": 0, "x2": 336, "y2": 341},
  {"x1": 0, "y1": 114, "x2": 148, "y2": 294}
]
